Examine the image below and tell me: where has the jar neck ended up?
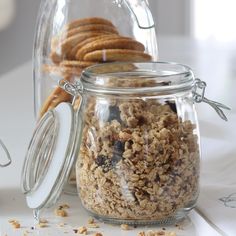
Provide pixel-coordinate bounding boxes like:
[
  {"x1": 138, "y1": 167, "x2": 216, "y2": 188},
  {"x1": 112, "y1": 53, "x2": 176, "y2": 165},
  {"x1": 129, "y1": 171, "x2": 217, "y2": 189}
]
[{"x1": 80, "y1": 62, "x2": 195, "y2": 95}]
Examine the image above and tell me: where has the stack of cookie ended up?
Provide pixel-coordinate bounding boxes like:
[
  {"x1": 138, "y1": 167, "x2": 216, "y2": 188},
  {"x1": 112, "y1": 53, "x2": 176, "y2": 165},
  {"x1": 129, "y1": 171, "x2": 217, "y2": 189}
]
[{"x1": 40, "y1": 17, "x2": 152, "y2": 117}]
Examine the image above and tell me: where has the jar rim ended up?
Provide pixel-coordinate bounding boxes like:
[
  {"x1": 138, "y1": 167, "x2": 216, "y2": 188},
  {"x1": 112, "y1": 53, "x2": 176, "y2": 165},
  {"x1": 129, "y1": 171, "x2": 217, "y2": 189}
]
[{"x1": 81, "y1": 61, "x2": 194, "y2": 95}]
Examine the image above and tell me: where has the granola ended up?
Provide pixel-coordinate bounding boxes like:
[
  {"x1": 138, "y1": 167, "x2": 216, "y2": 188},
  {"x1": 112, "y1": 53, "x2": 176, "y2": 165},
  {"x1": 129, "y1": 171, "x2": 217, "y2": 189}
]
[{"x1": 77, "y1": 98, "x2": 200, "y2": 221}]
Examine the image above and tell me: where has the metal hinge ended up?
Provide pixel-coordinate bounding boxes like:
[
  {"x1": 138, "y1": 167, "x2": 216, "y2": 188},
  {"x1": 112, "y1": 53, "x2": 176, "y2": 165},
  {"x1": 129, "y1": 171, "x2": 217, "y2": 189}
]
[{"x1": 193, "y1": 78, "x2": 231, "y2": 121}]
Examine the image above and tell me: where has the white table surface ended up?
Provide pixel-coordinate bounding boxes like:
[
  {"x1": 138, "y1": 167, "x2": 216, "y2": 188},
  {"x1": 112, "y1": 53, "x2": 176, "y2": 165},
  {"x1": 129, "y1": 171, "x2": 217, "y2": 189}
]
[{"x1": 0, "y1": 36, "x2": 235, "y2": 236}]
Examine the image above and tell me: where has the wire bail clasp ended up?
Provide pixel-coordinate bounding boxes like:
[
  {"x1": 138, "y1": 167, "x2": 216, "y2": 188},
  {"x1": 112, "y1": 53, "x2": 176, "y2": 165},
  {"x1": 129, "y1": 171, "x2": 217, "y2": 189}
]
[
  {"x1": 0, "y1": 139, "x2": 11, "y2": 167},
  {"x1": 193, "y1": 78, "x2": 231, "y2": 121},
  {"x1": 59, "y1": 79, "x2": 83, "y2": 97},
  {"x1": 59, "y1": 79, "x2": 84, "y2": 110}
]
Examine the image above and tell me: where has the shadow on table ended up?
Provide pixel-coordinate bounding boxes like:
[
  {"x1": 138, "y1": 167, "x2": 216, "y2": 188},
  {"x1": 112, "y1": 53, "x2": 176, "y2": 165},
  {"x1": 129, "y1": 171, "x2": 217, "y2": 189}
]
[
  {"x1": 0, "y1": 188, "x2": 31, "y2": 217},
  {"x1": 199, "y1": 120, "x2": 229, "y2": 139}
]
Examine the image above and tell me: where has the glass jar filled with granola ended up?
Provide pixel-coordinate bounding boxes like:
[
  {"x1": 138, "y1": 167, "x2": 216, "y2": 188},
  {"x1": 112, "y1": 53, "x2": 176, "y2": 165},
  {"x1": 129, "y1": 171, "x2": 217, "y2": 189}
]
[
  {"x1": 22, "y1": 62, "x2": 229, "y2": 225},
  {"x1": 74, "y1": 62, "x2": 201, "y2": 224}
]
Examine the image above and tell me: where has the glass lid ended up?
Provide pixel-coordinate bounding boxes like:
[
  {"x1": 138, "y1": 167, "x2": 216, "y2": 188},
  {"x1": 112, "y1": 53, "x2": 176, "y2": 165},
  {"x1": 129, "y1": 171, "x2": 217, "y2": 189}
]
[{"x1": 21, "y1": 103, "x2": 78, "y2": 210}]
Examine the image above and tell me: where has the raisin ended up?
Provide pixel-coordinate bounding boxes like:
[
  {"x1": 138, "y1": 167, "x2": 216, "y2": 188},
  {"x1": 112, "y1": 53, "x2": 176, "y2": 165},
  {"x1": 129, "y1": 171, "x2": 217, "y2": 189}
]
[
  {"x1": 155, "y1": 174, "x2": 160, "y2": 182},
  {"x1": 95, "y1": 155, "x2": 107, "y2": 166},
  {"x1": 95, "y1": 155, "x2": 113, "y2": 173},
  {"x1": 138, "y1": 116, "x2": 146, "y2": 125},
  {"x1": 128, "y1": 140, "x2": 134, "y2": 145},
  {"x1": 166, "y1": 101, "x2": 177, "y2": 113},
  {"x1": 113, "y1": 140, "x2": 125, "y2": 154},
  {"x1": 107, "y1": 106, "x2": 122, "y2": 122},
  {"x1": 95, "y1": 141, "x2": 125, "y2": 172},
  {"x1": 111, "y1": 140, "x2": 125, "y2": 167}
]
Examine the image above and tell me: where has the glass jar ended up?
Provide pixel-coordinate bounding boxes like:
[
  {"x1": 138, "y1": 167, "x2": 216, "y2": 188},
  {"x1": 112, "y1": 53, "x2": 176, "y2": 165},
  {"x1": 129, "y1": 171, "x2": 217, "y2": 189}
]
[
  {"x1": 75, "y1": 62, "x2": 200, "y2": 224},
  {"x1": 22, "y1": 62, "x2": 229, "y2": 225},
  {"x1": 33, "y1": 0, "x2": 158, "y2": 120}
]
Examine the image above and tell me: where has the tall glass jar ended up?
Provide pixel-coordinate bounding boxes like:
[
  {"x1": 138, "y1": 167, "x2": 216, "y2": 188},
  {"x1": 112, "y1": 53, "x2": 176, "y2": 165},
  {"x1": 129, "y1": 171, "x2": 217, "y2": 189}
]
[
  {"x1": 33, "y1": 0, "x2": 158, "y2": 120},
  {"x1": 74, "y1": 62, "x2": 200, "y2": 224}
]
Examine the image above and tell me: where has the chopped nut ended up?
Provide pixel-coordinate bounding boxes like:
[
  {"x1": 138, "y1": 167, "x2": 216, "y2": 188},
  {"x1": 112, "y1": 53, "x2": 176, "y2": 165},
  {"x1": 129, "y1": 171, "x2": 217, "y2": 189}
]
[
  {"x1": 87, "y1": 218, "x2": 95, "y2": 224},
  {"x1": 120, "y1": 224, "x2": 130, "y2": 230},
  {"x1": 156, "y1": 232, "x2": 165, "y2": 236},
  {"x1": 55, "y1": 209, "x2": 68, "y2": 217},
  {"x1": 8, "y1": 219, "x2": 17, "y2": 223},
  {"x1": 37, "y1": 222, "x2": 48, "y2": 228},
  {"x1": 12, "y1": 222, "x2": 20, "y2": 229},
  {"x1": 39, "y1": 218, "x2": 48, "y2": 224},
  {"x1": 8, "y1": 219, "x2": 21, "y2": 229},
  {"x1": 78, "y1": 226, "x2": 87, "y2": 234},
  {"x1": 138, "y1": 232, "x2": 145, "y2": 236}
]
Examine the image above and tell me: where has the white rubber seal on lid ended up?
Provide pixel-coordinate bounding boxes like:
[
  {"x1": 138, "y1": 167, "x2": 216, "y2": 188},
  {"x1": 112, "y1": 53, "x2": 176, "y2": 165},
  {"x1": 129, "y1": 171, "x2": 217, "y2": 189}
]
[{"x1": 26, "y1": 103, "x2": 74, "y2": 209}]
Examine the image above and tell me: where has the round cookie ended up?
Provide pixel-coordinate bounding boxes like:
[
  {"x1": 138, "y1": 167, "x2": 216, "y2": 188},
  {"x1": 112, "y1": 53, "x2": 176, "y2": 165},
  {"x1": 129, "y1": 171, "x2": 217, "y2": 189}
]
[
  {"x1": 60, "y1": 32, "x2": 110, "y2": 57},
  {"x1": 60, "y1": 60, "x2": 96, "y2": 68},
  {"x1": 66, "y1": 24, "x2": 119, "y2": 38},
  {"x1": 76, "y1": 37, "x2": 145, "y2": 60},
  {"x1": 68, "y1": 34, "x2": 120, "y2": 60},
  {"x1": 66, "y1": 17, "x2": 115, "y2": 30},
  {"x1": 83, "y1": 49, "x2": 152, "y2": 62}
]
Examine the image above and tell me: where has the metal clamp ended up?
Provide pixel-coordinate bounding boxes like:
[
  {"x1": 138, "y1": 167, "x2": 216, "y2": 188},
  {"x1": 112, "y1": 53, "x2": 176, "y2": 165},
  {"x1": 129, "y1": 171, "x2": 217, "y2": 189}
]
[
  {"x1": 59, "y1": 79, "x2": 83, "y2": 111},
  {"x1": 193, "y1": 78, "x2": 231, "y2": 121},
  {"x1": 59, "y1": 79, "x2": 83, "y2": 97},
  {"x1": 0, "y1": 139, "x2": 11, "y2": 167}
]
